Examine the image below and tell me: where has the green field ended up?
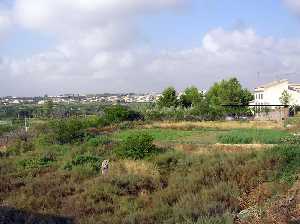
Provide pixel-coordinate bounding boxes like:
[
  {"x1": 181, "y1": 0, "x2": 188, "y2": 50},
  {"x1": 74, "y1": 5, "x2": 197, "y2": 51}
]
[{"x1": 114, "y1": 127, "x2": 292, "y2": 145}]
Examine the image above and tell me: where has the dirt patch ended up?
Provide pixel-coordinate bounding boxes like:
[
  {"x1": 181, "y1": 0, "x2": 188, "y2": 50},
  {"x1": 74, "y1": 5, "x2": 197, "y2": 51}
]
[
  {"x1": 214, "y1": 143, "x2": 274, "y2": 152},
  {"x1": 144, "y1": 121, "x2": 282, "y2": 130}
]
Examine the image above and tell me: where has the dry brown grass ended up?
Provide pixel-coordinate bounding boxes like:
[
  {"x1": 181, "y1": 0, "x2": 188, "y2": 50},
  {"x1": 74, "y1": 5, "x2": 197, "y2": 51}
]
[
  {"x1": 109, "y1": 160, "x2": 159, "y2": 179},
  {"x1": 156, "y1": 142, "x2": 273, "y2": 155},
  {"x1": 240, "y1": 179, "x2": 300, "y2": 224},
  {"x1": 144, "y1": 120, "x2": 282, "y2": 130}
]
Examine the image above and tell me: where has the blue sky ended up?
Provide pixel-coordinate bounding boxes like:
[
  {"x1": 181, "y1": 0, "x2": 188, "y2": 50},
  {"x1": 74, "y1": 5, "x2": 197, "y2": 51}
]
[
  {"x1": 1, "y1": 0, "x2": 300, "y2": 96},
  {"x1": 142, "y1": 0, "x2": 300, "y2": 48},
  {"x1": 2, "y1": 0, "x2": 300, "y2": 57}
]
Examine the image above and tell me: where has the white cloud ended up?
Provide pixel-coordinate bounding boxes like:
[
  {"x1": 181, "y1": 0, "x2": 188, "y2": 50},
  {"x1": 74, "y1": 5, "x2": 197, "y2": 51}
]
[
  {"x1": 1, "y1": 1, "x2": 300, "y2": 95},
  {"x1": 0, "y1": 9, "x2": 12, "y2": 40},
  {"x1": 284, "y1": 0, "x2": 300, "y2": 15},
  {"x1": 3, "y1": 28, "x2": 300, "y2": 96},
  {"x1": 13, "y1": 0, "x2": 183, "y2": 39}
]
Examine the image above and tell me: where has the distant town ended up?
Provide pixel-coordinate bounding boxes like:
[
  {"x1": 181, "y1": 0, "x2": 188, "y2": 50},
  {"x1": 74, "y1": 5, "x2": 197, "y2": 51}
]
[
  {"x1": 1, "y1": 79, "x2": 300, "y2": 107},
  {"x1": 0, "y1": 93, "x2": 162, "y2": 105}
]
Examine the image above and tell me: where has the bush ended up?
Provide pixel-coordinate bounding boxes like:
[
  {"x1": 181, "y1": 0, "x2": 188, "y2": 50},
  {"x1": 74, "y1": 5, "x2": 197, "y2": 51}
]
[
  {"x1": 116, "y1": 133, "x2": 157, "y2": 160},
  {"x1": 264, "y1": 145, "x2": 300, "y2": 184},
  {"x1": 6, "y1": 140, "x2": 35, "y2": 156},
  {"x1": 0, "y1": 124, "x2": 15, "y2": 136},
  {"x1": 111, "y1": 174, "x2": 158, "y2": 196},
  {"x1": 104, "y1": 105, "x2": 143, "y2": 124},
  {"x1": 280, "y1": 135, "x2": 300, "y2": 145},
  {"x1": 84, "y1": 116, "x2": 107, "y2": 128},
  {"x1": 64, "y1": 155, "x2": 102, "y2": 171},
  {"x1": 18, "y1": 152, "x2": 56, "y2": 169},
  {"x1": 49, "y1": 118, "x2": 86, "y2": 144}
]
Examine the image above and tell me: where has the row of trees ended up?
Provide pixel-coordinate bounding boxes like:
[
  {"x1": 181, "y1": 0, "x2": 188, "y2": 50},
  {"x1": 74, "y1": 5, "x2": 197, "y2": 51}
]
[{"x1": 157, "y1": 78, "x2": 254, "y2": 119}]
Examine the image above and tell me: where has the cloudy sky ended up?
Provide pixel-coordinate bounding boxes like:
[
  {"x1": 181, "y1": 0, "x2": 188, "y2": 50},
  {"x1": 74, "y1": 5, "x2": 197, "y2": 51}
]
[{"x1": 1, "y1": 0, "x2": 300, "y2": 96}]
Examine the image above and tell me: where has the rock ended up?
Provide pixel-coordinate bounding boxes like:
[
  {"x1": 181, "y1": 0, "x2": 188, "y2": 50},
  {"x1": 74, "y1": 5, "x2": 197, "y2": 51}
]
[
  {"x1": 237, "y1": 206, "x2": 258, "y2": 221},
  {"x1": 101, "y1": 160, "x2": 109, "y2": 176}
]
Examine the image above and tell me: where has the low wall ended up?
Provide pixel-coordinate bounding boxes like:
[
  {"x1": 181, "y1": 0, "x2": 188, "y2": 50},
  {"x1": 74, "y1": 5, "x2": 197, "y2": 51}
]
[{"x1": 254, "y1": 108, "x2": 289, "y2": 122}]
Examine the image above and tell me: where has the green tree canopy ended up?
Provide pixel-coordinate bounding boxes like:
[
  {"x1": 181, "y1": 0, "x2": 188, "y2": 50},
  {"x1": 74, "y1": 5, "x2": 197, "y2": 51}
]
[
  {"x1": 206, "y1": 77, "x2": 254, "y2": 116},
  {"x1": 179, "y1": 86, "x2": 203, "y2": 108},
  {"x1": 157, "y1": 87, "x2": 178, "y2": 108}
]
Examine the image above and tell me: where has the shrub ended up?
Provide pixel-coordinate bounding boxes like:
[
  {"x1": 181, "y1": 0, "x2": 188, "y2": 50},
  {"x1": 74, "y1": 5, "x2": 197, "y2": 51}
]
[
  {"x1": 116, "y1": 133, "x2": 157, "y2": 160},
  {"x1": 111, "y1": 174, "x2": 158, "y2": 196},
  {"x1": 6, "y1": 139, "x2": 35, "y2": 156},
  {"x1": 104, "y1": 105, "x2": 143, "y2": 124},
  {"x1": 18, "y1": 153, "x2": 56, "y2": 169},
  {"x1": 264, "y1": 145, "x2": 300, "y2": 184},
  {"x1": 64, "y1": 155, "x2": 102, "y2": 171},
  {"x1": 86, "y1": 136, "x2": 111, "y2": 147},
  {"x1": 84, "y1": 116, "x2": 107, "y2": 128},
  {"x1": 49, "y1": 118, "x2": 86, "y2": 144},
  {"x1": 0, "y1": 124, "x2": 15, "y2": 136},
  {"x1": 280, "y1": 135, "x2": 300, "y2": 145}
]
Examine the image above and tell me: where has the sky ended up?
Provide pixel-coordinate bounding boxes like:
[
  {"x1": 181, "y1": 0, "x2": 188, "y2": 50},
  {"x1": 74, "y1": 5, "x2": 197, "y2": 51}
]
[{"x1": 1, "y1": 0, "x2": 300, "y2": 96}]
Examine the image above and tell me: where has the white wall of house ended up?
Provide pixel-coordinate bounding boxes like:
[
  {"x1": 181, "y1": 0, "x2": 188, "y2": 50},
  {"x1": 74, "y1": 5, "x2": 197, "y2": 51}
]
[{"x1": 252, "y1": 80, "x2": 300, "y2": 106}]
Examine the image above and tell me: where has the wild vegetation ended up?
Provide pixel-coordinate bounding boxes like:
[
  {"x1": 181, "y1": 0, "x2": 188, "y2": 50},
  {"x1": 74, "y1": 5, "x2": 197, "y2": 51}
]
[{"x1": 0, "y1": 78, "x2": 299, "y2": 223}]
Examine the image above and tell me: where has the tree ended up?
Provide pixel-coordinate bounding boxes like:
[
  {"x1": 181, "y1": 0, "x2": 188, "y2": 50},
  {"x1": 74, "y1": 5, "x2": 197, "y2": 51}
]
[
  {"x1": 179, "y1": 86, "x2": 203, "y2": 108},
  {"x1": 157, "y1": 87, "x2": 178, "y2": 108},
  {"x1": 44, "y1": 100, "x2": 54, "y2": 117},
  {"x1": 206, "y1": 77, "x2": 254, "y2": 117},
  {"x1": 279, "y1": 90, "x2": 291, "y2": 106}
]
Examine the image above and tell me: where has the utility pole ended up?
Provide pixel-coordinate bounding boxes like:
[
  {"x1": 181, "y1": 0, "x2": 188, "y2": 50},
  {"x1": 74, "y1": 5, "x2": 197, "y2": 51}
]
[{"x1": 25, "y1": 117, "x2": 29, "y2": 133}]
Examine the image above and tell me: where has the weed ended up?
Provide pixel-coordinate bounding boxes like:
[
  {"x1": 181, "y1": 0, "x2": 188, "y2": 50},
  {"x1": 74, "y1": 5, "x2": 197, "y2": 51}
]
[
  {"x1": 64, "y1": 154, "x2": 102, "y2": 172},
  {"x1": 217, "y1": 129, "x2": 291, "y2": 144}
]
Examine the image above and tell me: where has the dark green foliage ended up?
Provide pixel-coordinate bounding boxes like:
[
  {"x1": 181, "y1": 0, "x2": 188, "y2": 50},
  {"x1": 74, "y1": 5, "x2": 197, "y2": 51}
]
[
  {"x1": 206, "y1": 78, "x2": 254, "y2": 117},
  {"x1": 264, "y1": 145, "x2": 300, "y2": 184},
  {"x1": 49, "y1": 118, "x2": 86, "y2": 144},
  {"x1": 0, "y1": 124, "x2": 15, "y2": 135},
  {"x1": 64, "y1": 155, "x2": 102, "y2": 171},
  {"x1": 116, "y1": 133, "x2": 157, "y2": 159},
  {"x1": 179, "y1": 86, "x2": 203, "y2": 108},
  {"x1": 18, "y1": 152, "x2": 56, "y2": 169},
  {"x1": 104, "y1": 105, "x2": 143, "y2": 123},
  {"x1": 142, "y1": 107, "x2": 186, "y2": 121},
  {"x1": 217, "y1": 129, "x2": 291, "y2": 144},
  {"x1": 157, "y1": 87, "x2": 178, "y2": 108}
]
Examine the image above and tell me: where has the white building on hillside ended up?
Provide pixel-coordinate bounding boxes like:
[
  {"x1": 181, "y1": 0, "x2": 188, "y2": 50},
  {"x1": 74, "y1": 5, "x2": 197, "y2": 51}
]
[{"x1": 251, "y1": 79, "x2": 300, "y2": 107}]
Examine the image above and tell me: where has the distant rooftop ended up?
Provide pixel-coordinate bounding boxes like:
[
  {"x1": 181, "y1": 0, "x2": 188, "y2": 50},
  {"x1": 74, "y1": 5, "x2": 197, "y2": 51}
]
[{"x1": 256, "y1": 79, "x2": 288, "y2": 89}]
